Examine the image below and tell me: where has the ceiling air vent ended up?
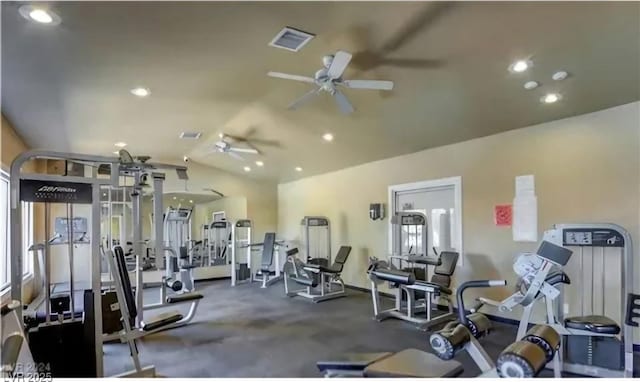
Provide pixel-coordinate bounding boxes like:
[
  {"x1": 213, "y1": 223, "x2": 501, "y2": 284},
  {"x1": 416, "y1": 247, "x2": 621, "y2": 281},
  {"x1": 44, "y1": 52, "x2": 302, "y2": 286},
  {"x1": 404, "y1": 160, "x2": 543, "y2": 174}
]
[
  {"x1": 179, "y1": 132, "x2": 202, "y2": 140},
  {"x1": 268, "y1": 27, "x2": 315, "y2": 52}
]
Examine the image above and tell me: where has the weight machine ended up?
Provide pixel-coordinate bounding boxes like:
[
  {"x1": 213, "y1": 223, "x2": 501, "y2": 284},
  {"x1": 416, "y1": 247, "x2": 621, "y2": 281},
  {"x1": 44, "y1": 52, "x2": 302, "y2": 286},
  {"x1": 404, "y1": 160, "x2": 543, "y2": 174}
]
[
  {"x1": 8, "y1": 150, "x2": 189, "y2": 377},
  {"x1": 301, "y1": 216, "x2": 331, "y2": 267},
  {"x1": 365, "y1": 212, "x2": 458, "y2": 330},
  {"x1": 477, "y1": 223, "x2": 635, "y2": 378},
  {"x1": 230, "y1": 219, "x2": 252, "y2": 286},
  {"x1": 162, "y1": 206, "x2": 195, "y2": 292},
  {"x1": 207, "y1": 219, "x2": 231, "y2": 266}
]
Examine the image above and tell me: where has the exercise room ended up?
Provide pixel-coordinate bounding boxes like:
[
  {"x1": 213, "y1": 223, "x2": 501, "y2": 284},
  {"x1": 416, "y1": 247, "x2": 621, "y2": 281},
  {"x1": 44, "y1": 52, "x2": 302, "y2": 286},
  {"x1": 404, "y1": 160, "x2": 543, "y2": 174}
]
[{"x1": 1, "y1": 1, "x2": 639, "y2": 379}]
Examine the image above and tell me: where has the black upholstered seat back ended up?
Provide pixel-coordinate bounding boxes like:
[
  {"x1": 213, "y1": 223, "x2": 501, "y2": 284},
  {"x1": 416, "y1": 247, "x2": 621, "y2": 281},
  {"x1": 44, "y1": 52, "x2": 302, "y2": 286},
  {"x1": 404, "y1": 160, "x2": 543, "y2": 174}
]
[
  {"x1": 261, "y1": 232, "x2": 276, "y2": 269},
  {"x1": 113, "y1": 246, "x2": 137, "y2": 320},
  {"x1": 431, "y1": 251, "x2": 459, "y2": 287},
  {"x1": 332, "y1": 246, "x2": 352, "y2": 272}
]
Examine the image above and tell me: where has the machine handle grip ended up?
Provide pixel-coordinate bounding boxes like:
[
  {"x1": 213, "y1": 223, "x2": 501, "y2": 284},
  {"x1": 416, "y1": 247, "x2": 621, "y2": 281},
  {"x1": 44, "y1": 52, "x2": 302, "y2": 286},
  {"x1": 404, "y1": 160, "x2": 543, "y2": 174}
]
[{"x1": 456, "y1": 280, "x2": 507, "y2": 325}]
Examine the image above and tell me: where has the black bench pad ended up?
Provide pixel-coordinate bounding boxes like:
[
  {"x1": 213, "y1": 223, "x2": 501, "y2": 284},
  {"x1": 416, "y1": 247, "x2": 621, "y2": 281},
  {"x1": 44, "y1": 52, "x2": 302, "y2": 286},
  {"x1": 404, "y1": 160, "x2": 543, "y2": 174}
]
[
  {"x1": 304, "y1": 263, "x2": 342, "y2": 274},
  {"x1": 565, "y1": 315, "x2": 620, "y2": 334},
  {"x1": 141, "y1": 311, "x2": 183, "y2": 331},
  {"x1": 364, "y1": 349, "x2": 464, "y2": 378},
  {"x1": 317, "y1": 352, "x2": 392, "y2": 373},
  {"x1": 292, "y1": 277, "x2": 317, "y2": 287},
  {"x1": 166, "y1": 293, "x2": 203, "y2": 304}
]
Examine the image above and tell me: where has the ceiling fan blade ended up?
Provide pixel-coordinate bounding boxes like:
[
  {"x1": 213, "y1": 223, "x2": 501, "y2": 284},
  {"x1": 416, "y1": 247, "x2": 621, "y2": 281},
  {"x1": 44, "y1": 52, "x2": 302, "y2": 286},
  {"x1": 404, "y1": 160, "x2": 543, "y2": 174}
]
[
  {"x1": 203, "y1": 188, "x2": 225, "y2": 198},
  {"x1": 327, "y1": 51, "x2": 352, "y2": 79},
  {"x1": 244, "y1": 138, "x2": 282, "y2": 148},
  {"x1": 333, "y1": 90, "x2": 354, "y2": 115},
  {"x1": 230, "y1": 147, "x2": 260, "y2": 155},
  {"x1": 227, "y1": 151, "x2": 245, "y2": 161},
  {"x1": 288, "y1": 88, "x2": 322, "y2": 110},
  {"x1": 342, "y1": 79, "x2": 394, "y2": 91},
  {"x1": 267, "y1": 71, "x2": 315, "y2": 83}
]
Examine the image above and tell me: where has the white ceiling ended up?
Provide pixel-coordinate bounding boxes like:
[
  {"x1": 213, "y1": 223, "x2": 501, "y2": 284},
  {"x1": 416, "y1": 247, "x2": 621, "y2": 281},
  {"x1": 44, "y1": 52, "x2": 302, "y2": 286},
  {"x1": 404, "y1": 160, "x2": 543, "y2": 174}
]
[{"x1": 2, "y1": 1, "x2": 639, "y2": 181}]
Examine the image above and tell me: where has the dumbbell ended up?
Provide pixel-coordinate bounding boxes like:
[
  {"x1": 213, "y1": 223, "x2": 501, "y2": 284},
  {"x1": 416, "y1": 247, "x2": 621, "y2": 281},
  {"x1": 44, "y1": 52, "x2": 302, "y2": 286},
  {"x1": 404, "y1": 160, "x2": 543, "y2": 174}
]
[
  {"x1": 429, "y1": 313, "x2": 493, "y2": 360},
  {"x1": 497, "y1": 325, "x2": 560, "y2": 378}
]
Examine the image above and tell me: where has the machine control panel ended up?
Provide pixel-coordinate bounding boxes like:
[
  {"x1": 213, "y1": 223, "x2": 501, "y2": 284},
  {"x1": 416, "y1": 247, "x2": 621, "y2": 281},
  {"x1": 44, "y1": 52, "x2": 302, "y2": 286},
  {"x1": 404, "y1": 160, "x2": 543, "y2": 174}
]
[
  {"x1": 166, "y1": 208, "x2": 191, "y2": 221},
  {"x1": 401, "y1": 215, "x2": 425, "y2": 225},
  {"x1": 305, "y1": 218, "x2": 329, "y2": 226},
  {"x1": 563, "y1": 228, "x2": 624, "y2": 247},
  {"x1": 211, "y1": 221, "x2": 229, "y2": 229}
]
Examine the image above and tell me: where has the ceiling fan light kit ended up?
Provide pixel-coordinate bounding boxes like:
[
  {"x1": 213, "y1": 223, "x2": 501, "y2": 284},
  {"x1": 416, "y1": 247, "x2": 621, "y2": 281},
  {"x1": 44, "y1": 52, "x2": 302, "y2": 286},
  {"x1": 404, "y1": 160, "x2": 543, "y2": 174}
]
[{"x1": 268, "y1": 50, "x2": 394, "y2": 115}]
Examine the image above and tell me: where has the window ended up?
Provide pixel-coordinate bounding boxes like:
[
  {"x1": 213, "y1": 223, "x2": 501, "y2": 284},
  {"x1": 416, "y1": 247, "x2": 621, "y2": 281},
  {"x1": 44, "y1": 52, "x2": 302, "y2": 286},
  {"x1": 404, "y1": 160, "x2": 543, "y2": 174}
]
[
  {"x1": 1, "y1": 170, "x2": 9, "y2": 288},
  {"x1": 1, "y1": 169, "x2": 34, "y2": 291}
]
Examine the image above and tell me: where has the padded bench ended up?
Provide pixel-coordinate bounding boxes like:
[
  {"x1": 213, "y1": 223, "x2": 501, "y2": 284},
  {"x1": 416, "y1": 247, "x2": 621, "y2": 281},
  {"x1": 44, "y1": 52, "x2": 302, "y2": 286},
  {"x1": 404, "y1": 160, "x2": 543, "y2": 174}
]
[
  {"x1": 166, "y1": 293, "x2": 203, "y2": 304},
  {"x1": 565, "y1": 315, "x2": 621, "y2": 334},
  {"x1": 317, "y1": 349, "x2": 463, "y2": 378},
  {"x1": 141, "y1": 311, "x2": 183, "y2": 331}
]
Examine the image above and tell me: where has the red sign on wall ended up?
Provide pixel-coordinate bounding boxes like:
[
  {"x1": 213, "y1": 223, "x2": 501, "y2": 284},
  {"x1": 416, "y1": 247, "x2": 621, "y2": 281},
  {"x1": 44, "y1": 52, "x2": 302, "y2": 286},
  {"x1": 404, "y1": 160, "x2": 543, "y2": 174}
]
[{"x1": 494, "y1": 204, "x2": 513, "y2": 226}]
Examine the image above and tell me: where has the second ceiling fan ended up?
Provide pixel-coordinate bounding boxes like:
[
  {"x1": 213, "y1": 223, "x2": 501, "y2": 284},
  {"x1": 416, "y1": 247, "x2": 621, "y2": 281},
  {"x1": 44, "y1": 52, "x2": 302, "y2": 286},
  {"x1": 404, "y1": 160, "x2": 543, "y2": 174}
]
[{"x1": 268, "y1": 50, "x2": 394, "y2": 115}]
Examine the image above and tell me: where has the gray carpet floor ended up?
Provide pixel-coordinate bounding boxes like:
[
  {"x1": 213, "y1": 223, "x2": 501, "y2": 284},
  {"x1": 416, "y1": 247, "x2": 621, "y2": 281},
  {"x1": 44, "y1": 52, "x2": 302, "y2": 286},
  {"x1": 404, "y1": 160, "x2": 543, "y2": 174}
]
[{"x1": 103, "y1": 279, "x2": 635, "y2": 377}]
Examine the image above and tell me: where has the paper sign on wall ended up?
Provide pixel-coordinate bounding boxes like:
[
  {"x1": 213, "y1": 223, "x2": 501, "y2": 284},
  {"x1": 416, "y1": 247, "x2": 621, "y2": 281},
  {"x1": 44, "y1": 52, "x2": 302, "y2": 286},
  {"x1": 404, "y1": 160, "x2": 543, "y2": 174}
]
[
  {"x1": 494, "y1": 205, "x2": 512, "y2": 226},
  {"x1": 512, "y1": 175, "x2": 538, "y2": 242}
]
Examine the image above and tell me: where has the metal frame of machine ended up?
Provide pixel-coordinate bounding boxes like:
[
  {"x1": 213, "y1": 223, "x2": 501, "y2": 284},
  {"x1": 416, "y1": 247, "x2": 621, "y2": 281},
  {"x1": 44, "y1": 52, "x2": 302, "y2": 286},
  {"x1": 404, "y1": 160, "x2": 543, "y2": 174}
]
[
  {"x1": 301, "y1": 216, "x2": 331, "y2": 266},
  {"x1": 8, "y1": 150, "x2": 191, "y2": 377},
  {"x1": 230, "y1": 219, "x2": 252, "y2": 286}
]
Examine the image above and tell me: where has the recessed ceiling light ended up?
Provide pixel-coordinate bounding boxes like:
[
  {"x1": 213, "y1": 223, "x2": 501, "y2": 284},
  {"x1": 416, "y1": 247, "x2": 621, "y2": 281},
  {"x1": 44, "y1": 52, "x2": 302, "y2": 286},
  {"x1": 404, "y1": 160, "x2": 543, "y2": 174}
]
[
  {"x1": 295, "y1": 167, "x2": 303, "y2": 172},
  {"x1": 509, "y1": 59, "x2": 531, "y2": 73},
  {"x1": 19, "y1": 5, "x2": 61, "y2": 25},
  {"x1": 173, "y1": 197, "x2": 177, "y2": 200},
  {"x1": 255, "y1": 161, "x2": 264, "y2": 167},
  {"x1": 322, "y1": 133, "x2": 334, "y2": 142},
  {"x1": 524, "y1": 81, "x2": 539, "y2": 90},
  {"x1": 130, "y1": 87, "x2": 150, "y2": 97},
  {"x1": 112, "y1": 151, "x2": 120, "y2": 155},
  {"x1": 218, "y1": 133, "x2": 224, "y2": 139},
  {"x1": 114, "y1": 142, "x2": 127, "y2": 148},
  {"x1": 552, "y1": 71, "x2": 568, "y2": 81},
  {"x1": 243, "y1": 166, "x2": 251, "y2": 172},
  {"x1": 541, "y1": 93, "x2": 561, "y2": 104},
  {"x1": 189, "y1": 200, "x2": 193, "y2": 203}
]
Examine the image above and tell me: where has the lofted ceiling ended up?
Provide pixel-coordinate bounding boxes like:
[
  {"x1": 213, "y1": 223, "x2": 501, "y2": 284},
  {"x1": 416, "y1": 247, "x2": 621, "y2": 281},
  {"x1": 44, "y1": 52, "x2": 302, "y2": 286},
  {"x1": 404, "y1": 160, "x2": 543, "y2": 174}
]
[{"x1": 2, "y1": 1, "x2": 639, "y2": 182}]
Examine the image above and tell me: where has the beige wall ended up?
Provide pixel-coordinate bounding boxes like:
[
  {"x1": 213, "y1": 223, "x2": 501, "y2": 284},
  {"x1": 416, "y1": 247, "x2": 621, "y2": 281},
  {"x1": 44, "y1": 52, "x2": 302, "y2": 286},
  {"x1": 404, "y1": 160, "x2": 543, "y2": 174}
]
[{"x1": 278, "y1": 102, "x2": 640, "y2": 327}]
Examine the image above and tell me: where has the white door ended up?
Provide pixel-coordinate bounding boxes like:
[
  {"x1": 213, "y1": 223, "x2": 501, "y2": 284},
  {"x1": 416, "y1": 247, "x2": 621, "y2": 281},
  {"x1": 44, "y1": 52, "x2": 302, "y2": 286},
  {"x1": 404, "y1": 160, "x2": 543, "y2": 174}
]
[{"x1": 390, "y1": 177, "x2": 462, "y2": 264}]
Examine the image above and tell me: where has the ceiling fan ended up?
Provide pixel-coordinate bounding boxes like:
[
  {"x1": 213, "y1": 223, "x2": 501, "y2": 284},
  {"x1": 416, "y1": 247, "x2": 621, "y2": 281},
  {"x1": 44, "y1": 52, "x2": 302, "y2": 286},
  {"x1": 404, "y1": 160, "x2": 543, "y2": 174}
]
[
  {"x1": 267, "y1": 50, "x2": 394, "y2": 115},
  {"x1": 208, "y1": 133, "x2": 260, "y2": 161}
]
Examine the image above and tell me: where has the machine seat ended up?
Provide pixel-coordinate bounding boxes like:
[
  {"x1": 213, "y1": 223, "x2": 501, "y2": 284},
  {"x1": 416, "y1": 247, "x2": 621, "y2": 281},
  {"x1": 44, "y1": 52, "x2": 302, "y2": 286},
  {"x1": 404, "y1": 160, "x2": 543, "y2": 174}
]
[
  {"x1": 363, "y1": 349, "x2": 464, "y2": 378},
  {"x1": 257, "y1": 269, "x2": 276, "y2": 276},
  {"x1": 292, "y1": 277, "x2": 317, "y2": 287},
  {"x1": 304, "y1": 263, "x2": 341, "y2": 274},
  {"x1": 141, "y1": 311, "x2": 183, "y2": 331},
  {"x1": 179, "y1": 264, "x2": 198, "y2": 270},
  {"x1": 565, "y1": 315, "x2": 620, "y2": 334},
  {"x1": 317, "y1": 353, "x2": 392, "y2": 374},
  {"x1": 166, "y1": 293, "x2": 203, "y2": 304},
  {"x1": 546, "y1": 271, "x2": 570, "y2": 286}
]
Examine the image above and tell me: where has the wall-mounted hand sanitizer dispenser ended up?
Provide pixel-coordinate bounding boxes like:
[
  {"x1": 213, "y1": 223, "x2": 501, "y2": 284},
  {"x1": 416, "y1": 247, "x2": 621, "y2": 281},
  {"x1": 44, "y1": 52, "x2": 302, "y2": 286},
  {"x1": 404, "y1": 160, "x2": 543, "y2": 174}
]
[{"x1": 369, "y1": 203, "x2": 385, "y2": 221}]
